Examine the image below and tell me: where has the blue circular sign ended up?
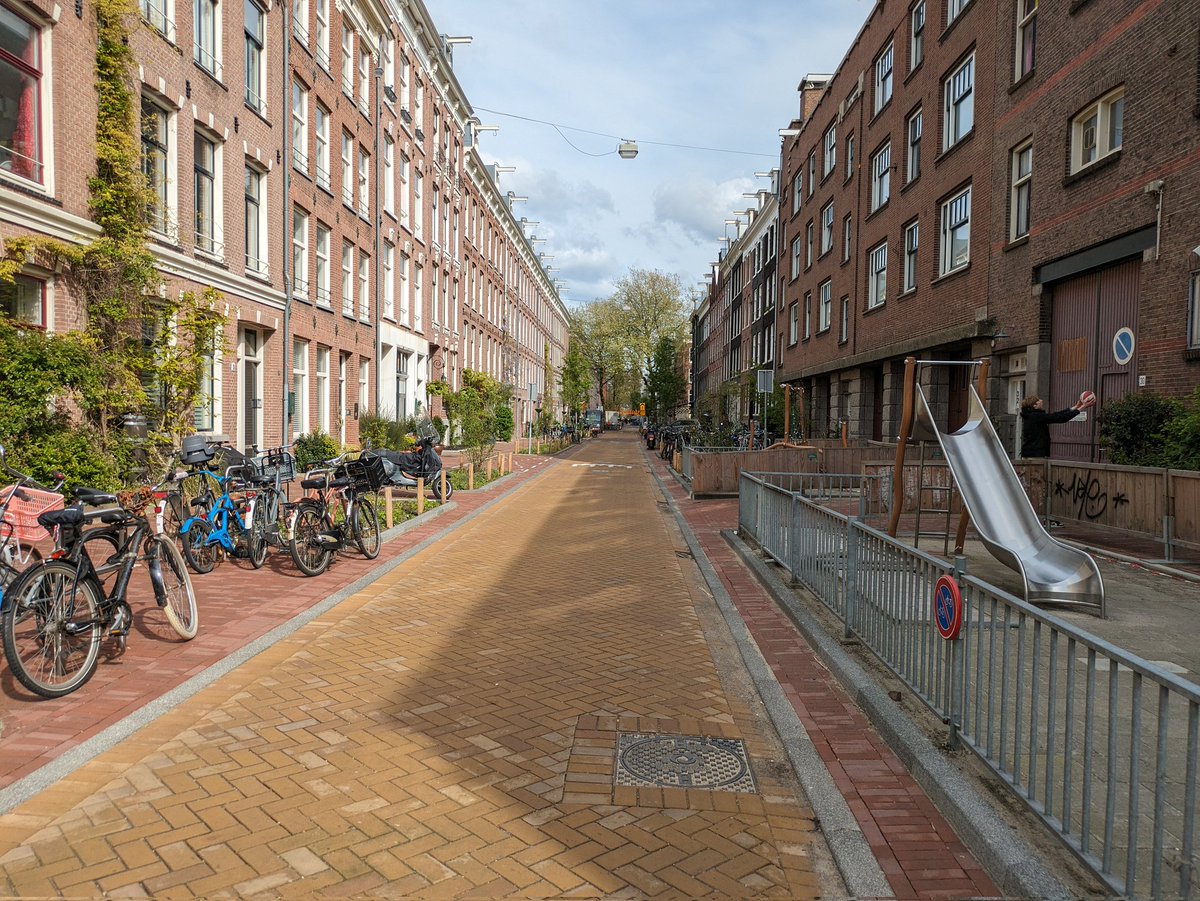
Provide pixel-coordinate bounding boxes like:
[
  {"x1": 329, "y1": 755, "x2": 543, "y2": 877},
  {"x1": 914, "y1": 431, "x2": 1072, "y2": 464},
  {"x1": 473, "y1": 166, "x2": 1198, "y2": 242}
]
[
  {"x1": 1113, "y1": 328, "x2": 1135, "y2": 366},
  {"x1": 933, "y1": 575, "x2": 963, "y2": 640}
]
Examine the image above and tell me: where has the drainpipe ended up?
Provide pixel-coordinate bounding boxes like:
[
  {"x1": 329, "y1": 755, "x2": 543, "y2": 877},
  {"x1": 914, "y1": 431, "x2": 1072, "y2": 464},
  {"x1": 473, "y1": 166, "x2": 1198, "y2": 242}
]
[
  {"x1": 374, "y1": 33, "x2": 383, "y2": 419},
  {"x1": 280, "y1": 0, "x2": 292, "y2": 444}
]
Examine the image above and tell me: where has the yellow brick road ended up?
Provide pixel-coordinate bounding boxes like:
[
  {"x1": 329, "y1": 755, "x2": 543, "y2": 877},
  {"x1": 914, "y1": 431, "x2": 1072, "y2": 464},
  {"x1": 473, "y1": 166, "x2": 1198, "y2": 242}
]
[{"x1": 0, "y1": 436, "x2": 828, "y2": 898}]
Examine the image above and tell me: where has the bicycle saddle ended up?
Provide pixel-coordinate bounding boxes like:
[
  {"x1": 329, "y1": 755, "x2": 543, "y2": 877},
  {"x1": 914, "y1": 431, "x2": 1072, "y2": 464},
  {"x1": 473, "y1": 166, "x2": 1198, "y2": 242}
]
[
  {"x1": 38, "y1": 506, "x2": 84, "y2": 528},
  {"x1": 73, "y1": 487, "x2": 118, "y2": 506}
]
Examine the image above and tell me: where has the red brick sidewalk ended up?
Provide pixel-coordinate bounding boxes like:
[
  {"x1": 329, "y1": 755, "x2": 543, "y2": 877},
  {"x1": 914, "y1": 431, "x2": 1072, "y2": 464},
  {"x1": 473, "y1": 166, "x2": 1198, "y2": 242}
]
[
  {"x1": 0, "y1": 454, "x2": 558, "y2": 790},
  {"x1": 647, "y1": 448, "x2": 1000, "y2": 899}
]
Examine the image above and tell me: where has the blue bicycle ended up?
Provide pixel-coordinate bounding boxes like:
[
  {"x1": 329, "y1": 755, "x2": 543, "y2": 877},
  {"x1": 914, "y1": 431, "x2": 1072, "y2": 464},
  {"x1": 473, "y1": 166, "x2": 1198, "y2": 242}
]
[{"x1": 179, "y1": 459, "x2": 266, "y2": 574}]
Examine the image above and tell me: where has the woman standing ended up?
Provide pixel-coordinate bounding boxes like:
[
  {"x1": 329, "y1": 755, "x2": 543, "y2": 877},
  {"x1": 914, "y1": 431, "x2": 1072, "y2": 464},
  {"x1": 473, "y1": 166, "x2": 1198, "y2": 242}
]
[{"x1": 1019, "y1": 391, "x2": 1096, "y2": 458}]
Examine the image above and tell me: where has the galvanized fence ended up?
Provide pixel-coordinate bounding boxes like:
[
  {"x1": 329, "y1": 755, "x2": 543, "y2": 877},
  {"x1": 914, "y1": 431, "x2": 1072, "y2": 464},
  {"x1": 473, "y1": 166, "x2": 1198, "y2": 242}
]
[{"x1": 739, "y1": 471, "x2": 1199, "y2": 901}]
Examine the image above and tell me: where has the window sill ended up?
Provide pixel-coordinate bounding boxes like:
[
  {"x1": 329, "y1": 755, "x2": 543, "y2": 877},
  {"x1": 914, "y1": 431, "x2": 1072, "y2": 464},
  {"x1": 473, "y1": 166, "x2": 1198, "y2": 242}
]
[
  {"x1": 0, "y1": 170, "x2": 53, "y2": 199},
  {"x1": 864, "y1": 200, "x2": 890, "y2": 222},
  {"x1": 1183, "y1": 347, "x2": 1200, "y2": 362},
  {"x1": 867, "y1": 97, "x2": 891, "y2": 129},
  {"x1": 817, "y1": 326, "x2": 831, "y2": 336},
  {"x1": 864, "y1": 301, "x2": 885, "y2": 316},
  {"x1": 900, "y1": 173, "x2": 921, "y2": 195},
  {"x1": 898, "y1": 287, "x2": 917, "y2": 300},
  {"x1": 245, "y1": 268, "x2": 271, "y2": 284},
  {"x1": 818, "y1": 248, "x2": 834, "y2": 261},
  {"x1": 934, "y1": 128, "x2": 975, "y2": 166},
  {"x1": 932, "y1": 262, "x2": 971, "y2": 286},
  {"x1": 938, "y1": 3, "x2": 974, "y2": 44},
  {"x1": 903, "y1": 59, "x2": 924, "y2": 87},
  {"x1": 1004, "y1": 235, "x2": 1030, "y2": 252},
  {"x1": 1008, "y1": 69, "x2": 1035, "y2": 95},
  {"x1": 244, "y1": 101, "x2": 270, "y2": 125},
  {"x1": 194, "y1": 247, "x2": 226, "y2": 267},
  {"x1": 193, "y1": 61, "x2": 227, "y2": 91},
  {"x1": 840, "y1": 255, "x2": 852, "y2": 268},
  {"x1": 1069, "y1": 0, "x2": 1096, "y2": 12},
  {"x1": 1063, "y1": 149, "x2": 1121, "y2": 187},
  {"x1": 820, "y1": 169, "x2": 836, "y2": 187}
]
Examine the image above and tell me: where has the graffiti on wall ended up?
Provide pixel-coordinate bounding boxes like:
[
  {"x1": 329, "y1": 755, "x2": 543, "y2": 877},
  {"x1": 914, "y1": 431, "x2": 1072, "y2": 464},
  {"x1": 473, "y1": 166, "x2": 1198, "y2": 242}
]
[{"x1": 1053, "y1": 472, "x2": 1131, "y2": 521}]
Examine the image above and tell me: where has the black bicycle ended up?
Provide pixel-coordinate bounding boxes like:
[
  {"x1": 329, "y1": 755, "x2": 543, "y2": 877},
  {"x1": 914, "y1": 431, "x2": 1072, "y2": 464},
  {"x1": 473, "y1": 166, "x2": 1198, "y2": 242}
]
[{"x1": 0, "y1": 484, "x2": 198, "y2": 698}]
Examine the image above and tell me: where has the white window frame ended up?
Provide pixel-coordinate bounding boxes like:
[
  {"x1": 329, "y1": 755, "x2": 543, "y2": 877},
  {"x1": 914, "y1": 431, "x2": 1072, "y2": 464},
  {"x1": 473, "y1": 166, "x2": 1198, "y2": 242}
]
[
  {"x1": 358, "y1": 359, "x2": 369, "y2": 417},
  {"x1": 948, "y1": 0, "x2": 971, "y2": 25},
  {"x1": 791, "y1": 172, "x2": 802, "y2": 214},
  {"x1": 140, "y1": 0, "x2": 175, "y2": 41},
  {"x1": 292, "y1": 338, "x2": 309, "y2": 438},
  {"x1": 789, "y1": 301, "x2": 798, "y2": 345},
  {"x1": 315, "y1": 345, "x2": 329, "y2": 434},
  {"x1": 383, "y1": 137, "x2": 394, "y2": 215},
  {"x1": 315, "y1": 224, "x2": 330, "y2": 306},
  {"x1": 903, "y1": 221, "x2": 919, "y2": 293},
  {"x1": 871, "y1": 143, "x2": 891, "y2": 211},
  {"x1": 383, "y1": 241, "x2": 395, "y2": 320},
  {"x1": 804, "y1": 291, "x2": 812, "y2": 340},
  {"x1": 944, "y1": 54, "x2": 975, "y2": 150},
  {"x1": 413, "y1": 169, "x2": 423, "y2": 239},
  {"x1": 1071, "y1": 88, "x2": 1124, "y2": 173},
  {"x1": 357, "y1": 45, "x2": 370, "y2": 114},
  {"x1": 193, "y1": 129, "x2": 222, "y2": 256},
  {"x1": 142, "y1": 96, "x2": 177, "y2": 238},
  {"x1": 291, "y1": 79, "x2": 308, "y2": 173},
  {"x1": 790, "y1": 236, "x2": 801, "y2": 280},
  {"x1": 842, "y1": 214, "x2": 853, "y2": 263},
  {"x1": 1016, "y1": 0, "x2": 1037, "y2": 81},
  {"x1": 358, "y1": 253, "x2": 369, "y2": 321},
  {"x1": 823, "y1": 124, "x2": 836, "y2": 177},
  {"x1": 820, "y1": 202, "x2": 834, "y2": 256},
  {"x1": 357, "y1": 146, "x2": 369, "y2": 217},
  {"x1": 910, "y1": 1, "x2": 925, "y2": 71},
  {"x1": 341, "y1": 26, "x2": 354, "y2": 97},
  {"x1": 840, "y1": 296, "x2": 849, "y2": 344},
  {"x1": 413, "y1": 264, "x2": 423, "y2": 332},
  {"x1": 939, "y1": 186, "x2": 972, "y2": 275},
  {"x1": 340, "y1": 130, "x2": 354, "y2": 207},
  {"x1": 244, "y1": 0, "x2": 266, "y2": 114},
  {"x1": 868, "y1": 242, "x2": 888, "y2": 309},
  {"x1": 244, "y1": 163, "x2": 267, "y2": 275},
  {"x1": 805, "y1": 220, "x2": 814, "y2": 268},
  {"x1": 399, "y1": 251, "x2": 410, "y2": 325},
  {"x1": 291, "y1": 0, "x2": 308, "y2": 44},
  {"x1": 341, "y1": 241, "x2": 354, "y2": 316},
  {"x1": 806, "y1": 152, "x2": 816, "y2": 196},
  {"x1": 1189, "y1": 273, "x2": 1200, "y2": 350},
  {"x1": 314, "y1": 104, "x2": 330, "y2": 189},
  {"x1": 1010, "y1": 141, "x2": 1033, "y2": 241},
  {"x1": 193, "y1": 0, "x2": 221, "y2": 79},
  {"x1": 907, "y1": 109, "x2": 922, "y2": 183},
  {"x1": 874, "y1": 43, "x2": 893, "y2": 114},
  {"x1": 818, "y1": 280, "x2": 832, "y2": 332},
  {"x1": 292, "y1": 206, "x2": 309, "y2": 297},
  {"x1": 844, "y1": 133, "x2": 855, "y2": 183},
  {"x1": 0, "y1": 273, "x2": 46, "y2": 328},
  {"x1": 314, "y1": 0, "x2": 329, "y2": 69}
]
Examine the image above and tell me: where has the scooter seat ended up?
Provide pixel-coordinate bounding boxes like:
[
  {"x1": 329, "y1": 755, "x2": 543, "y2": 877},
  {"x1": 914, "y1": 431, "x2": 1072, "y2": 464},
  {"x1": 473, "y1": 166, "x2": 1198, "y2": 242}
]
[
  {"x1": 301, "y1": 476, "x2": 327, "y2": 490},
  {"x1": 330, "y1": 477, "x2": 352, "y2": 489}
]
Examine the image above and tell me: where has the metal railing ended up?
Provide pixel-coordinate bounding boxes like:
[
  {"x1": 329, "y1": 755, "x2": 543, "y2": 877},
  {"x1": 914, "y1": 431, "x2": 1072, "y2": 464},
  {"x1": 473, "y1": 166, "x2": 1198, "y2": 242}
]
[{"x1": 739, "y1": 470, "x2": 1198, "y2": 900}]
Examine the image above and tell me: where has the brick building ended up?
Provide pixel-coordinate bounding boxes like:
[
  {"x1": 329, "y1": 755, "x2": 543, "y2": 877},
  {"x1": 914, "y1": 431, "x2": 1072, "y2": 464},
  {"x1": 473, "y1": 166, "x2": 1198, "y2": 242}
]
[
  {"x1": 0, "y1": 0, "x2": 567, "y2": 454},
  {"x1": 735, "y1": 0, "x2": 1200, "y2": 460}
]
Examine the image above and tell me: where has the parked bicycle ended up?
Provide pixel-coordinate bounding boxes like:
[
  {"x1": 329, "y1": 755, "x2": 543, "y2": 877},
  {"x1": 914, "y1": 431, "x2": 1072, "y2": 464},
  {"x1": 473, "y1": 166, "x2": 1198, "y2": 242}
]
[
  {"x1": 289, "y1": 452, "x2": 384, "y2": 577},
  {"x1": 0, "y1": 445, "x2": 64, "y2": 597},
  {"x1": 0, "y1": 481, "x2": 198, "y2": 698},
  {"x1": 179, "y1": 454, "x2": 267, "y2": 574}
]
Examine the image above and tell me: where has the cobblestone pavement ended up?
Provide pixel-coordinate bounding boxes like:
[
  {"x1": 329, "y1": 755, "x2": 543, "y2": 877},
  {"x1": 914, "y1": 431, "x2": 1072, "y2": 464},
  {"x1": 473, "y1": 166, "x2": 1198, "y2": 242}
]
[{"x1": 0, "y1": 435, "x2": 835, "y2": 898}]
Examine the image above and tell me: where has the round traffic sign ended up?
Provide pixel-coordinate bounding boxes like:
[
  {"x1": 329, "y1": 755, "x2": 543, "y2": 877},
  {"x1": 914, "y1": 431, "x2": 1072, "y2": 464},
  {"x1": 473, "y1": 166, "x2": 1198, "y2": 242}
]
[
  {"x1": 933, "y1": 575, "x2": 963, "y2": 640},
  {"x1": 1112, "y1": 327, "x2": 1135, "y2": 366}
]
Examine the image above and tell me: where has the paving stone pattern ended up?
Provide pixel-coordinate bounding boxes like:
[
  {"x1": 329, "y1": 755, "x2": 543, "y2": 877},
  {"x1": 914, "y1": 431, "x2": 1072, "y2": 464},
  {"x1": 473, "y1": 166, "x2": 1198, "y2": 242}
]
[{"x1": 0, "y1": 438, "x2": 824, "y2": 898}]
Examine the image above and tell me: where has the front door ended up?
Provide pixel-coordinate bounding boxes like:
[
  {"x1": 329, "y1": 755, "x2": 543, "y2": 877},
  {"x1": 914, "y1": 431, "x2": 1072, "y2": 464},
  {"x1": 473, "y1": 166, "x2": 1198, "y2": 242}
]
[
  {"x1": 1049, "y1": 258, "x2": 1140, "y2": 461},
  {"x1": 240, "y1": 327, "x2": 262, "y2": 452}
]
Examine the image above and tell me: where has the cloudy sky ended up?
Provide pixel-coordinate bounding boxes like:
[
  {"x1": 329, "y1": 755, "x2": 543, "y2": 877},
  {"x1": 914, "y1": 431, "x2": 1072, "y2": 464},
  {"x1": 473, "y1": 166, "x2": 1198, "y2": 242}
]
[{"x1": 436, "y1": 1, "x2": 870, "y2": 307}]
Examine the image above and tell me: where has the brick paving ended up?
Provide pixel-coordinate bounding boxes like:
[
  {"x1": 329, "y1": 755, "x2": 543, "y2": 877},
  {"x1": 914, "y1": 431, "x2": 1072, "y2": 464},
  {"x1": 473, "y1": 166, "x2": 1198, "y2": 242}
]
[
  {"x1": 0, "y1": 434, "x2": 832, "y2": 898},
  {"x1": 0, "y1": 452, "x2": 553, "y2": 789},
  {"x1": 647, "y1": 443, "x2": 1000, "y2": 900}
]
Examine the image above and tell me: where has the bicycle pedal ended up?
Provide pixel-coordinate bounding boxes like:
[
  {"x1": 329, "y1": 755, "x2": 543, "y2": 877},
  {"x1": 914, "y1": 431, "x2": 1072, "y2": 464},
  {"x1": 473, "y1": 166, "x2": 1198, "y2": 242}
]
[{"x1": 109, "y1": 604, "x2": 131, "y2": 637}]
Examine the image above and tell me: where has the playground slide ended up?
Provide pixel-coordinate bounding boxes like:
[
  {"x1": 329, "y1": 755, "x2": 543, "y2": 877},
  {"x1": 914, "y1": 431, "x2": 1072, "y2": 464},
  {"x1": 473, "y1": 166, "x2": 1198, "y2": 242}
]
[{"x1": 914, "y1": 384, "x2": 1105, "y2": 612}]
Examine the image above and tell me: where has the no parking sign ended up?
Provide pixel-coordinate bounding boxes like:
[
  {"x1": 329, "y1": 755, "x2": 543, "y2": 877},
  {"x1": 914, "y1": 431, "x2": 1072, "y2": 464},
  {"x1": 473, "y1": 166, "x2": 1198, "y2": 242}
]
[{"x1": 933, "y1": 575, "x2": 963, "y2": 640}]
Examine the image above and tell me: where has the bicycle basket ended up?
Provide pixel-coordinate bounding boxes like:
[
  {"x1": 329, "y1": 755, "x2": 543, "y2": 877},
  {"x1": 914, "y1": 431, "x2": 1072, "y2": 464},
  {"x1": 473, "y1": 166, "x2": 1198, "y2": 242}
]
[
  {"x1": 0, "y1": 486, "x2": 65, "y2": 544},
  {"x1": 259, "y1": 450, "x2": 297, "y2": 483},
  {"x1": 342, "y1": 454, "x2": 387, "y2": 492}
]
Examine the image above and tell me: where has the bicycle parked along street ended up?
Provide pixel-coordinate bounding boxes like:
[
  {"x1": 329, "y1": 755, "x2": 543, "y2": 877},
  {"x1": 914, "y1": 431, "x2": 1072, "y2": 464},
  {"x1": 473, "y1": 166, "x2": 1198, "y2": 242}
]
[
  {"x1": 0, "y1": 481, "x2": 198, "y2": 698},
  {"x1": 288, "y1": 451, "x2": 384, "y2": 577},
  {"x1": 178, "y1": 442, "x2": 268, "y2": 574},
  {"x1": 0, "y1": 445, "x2": 65, "y2": 599}
]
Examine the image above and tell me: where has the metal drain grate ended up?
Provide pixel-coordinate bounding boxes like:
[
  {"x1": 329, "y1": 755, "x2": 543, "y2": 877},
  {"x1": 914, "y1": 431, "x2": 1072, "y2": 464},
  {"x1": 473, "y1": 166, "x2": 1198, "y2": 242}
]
[{"x1": 615, "y1": 733, "x2": 757, "y2": 793}]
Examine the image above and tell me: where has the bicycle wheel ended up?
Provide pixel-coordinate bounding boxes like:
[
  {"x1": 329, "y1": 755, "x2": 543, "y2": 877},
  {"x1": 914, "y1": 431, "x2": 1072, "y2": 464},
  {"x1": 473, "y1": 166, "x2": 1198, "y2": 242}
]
[
  {"x1": 181, "y1": 520, "x2": 217, "y2": 574},
  {"x1": 161, "y1": 491, "x2": 185, "y2": 538},
  {"x1": 351, "y1": 497, "x2": 381, "y2": 559},
  {"x1": 151, "y1": 536, "x2": 198, "y2": 639},
  {"x1": 247, "y1": 510, "x2": 269, "y2": 568},
  {"x1": 1, "y1": 561, "x2": 103, "y2": 698},
  {"x1": 289, "y1": 502, "x2": 331, "y2": 576}
]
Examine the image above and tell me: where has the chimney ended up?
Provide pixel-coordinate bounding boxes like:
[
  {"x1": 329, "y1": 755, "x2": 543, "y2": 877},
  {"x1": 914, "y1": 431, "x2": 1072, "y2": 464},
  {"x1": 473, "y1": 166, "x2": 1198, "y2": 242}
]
[{"x1": 797, "y1": 74, "x2": 833, "y2": 123}]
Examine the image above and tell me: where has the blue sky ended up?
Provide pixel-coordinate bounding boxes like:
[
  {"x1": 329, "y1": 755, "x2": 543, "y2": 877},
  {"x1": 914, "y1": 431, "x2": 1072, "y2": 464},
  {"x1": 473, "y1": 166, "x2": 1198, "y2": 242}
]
[{"x1": 437, "y1": 1, "x2": 870, "y2": 307}]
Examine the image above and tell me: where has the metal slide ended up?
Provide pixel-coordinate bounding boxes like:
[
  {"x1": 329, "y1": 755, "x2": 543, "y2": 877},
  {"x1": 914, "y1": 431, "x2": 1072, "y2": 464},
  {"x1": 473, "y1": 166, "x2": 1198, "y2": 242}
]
[{"x1": 914, "y1": 382, "x2": 1105, "y2": 615}]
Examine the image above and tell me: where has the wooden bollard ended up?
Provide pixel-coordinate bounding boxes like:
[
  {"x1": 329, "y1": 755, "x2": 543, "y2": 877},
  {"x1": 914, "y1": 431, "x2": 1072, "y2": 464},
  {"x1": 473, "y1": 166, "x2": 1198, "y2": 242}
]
[
  {"x1": 416, "y1": 477, "x2": 424, "y2": 514},
  {"x1": 385, "y1": 487, "x2": 394, "y2": 528},
  {"x1": 440, "y1": 467, "x2": 448, "y2": 500},
  {"x1": 468, "y1": 462, "x2": 475, "y2": 490},
  {"x1": 486, "y1": 458, "x2": 493, "y2": 480}
]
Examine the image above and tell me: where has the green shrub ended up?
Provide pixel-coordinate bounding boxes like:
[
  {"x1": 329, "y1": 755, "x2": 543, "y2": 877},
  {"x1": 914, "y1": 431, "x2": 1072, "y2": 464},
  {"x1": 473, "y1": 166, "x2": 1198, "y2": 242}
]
[
  {"x1": 11, "y1": 426, "x2": 129, "y2": 493},
  {"x1": 294, "y1": 431, "x2": 340, "y2": 471},
  {"x1": 431, "y1": 415, "x2": 445, "y2": 444},
  {"x1": 494, "y1": 405, "x2": 514, "y2": 441},
  {"x1": 1162, "y1": 388, "x2": 1200, "y2": 471},
  {"x1": 1098, "y1": 393, "x2": 1183, "y2": 467}
]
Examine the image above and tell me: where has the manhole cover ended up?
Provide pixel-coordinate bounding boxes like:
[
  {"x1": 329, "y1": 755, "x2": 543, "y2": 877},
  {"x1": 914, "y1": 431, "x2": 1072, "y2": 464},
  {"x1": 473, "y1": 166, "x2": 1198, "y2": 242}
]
[{"x1": 615, "y1": 733, "x2": 757, "y2": 793}]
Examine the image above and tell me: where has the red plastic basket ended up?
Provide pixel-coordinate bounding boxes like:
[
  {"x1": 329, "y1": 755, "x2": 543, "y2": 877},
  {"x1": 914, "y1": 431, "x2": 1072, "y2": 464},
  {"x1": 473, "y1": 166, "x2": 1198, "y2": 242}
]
[{"x1": 0, "y1": 485, "x2": 65, "y2": 544}]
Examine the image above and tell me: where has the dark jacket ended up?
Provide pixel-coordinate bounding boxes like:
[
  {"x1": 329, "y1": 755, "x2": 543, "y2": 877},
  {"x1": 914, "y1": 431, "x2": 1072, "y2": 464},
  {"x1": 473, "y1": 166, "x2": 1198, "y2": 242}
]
[{"x1": 1020, "y1": 406, "x2": 1079, "y2": 458}]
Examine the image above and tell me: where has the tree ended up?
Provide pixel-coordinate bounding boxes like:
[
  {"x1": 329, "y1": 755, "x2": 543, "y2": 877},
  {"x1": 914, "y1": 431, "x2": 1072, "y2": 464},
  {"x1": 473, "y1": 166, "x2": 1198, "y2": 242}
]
[
  {"x1": 428, "y1": 370, "x2": 512, "y2": 469},
  {"x1": 568, "y1": 300, "x2": 625, "y2": 409},
  {"x1": 645, "y1": 335, "x2": 686, "y2": 421},
  {"x1": 610, "y1": 268, "x2": 688, "y2": 381},
  {"x1": 559, "y1": 339, "x2": 590, "y2": 419}
]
